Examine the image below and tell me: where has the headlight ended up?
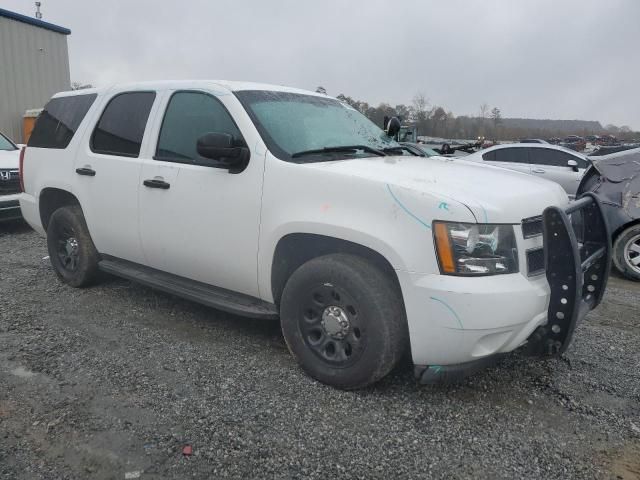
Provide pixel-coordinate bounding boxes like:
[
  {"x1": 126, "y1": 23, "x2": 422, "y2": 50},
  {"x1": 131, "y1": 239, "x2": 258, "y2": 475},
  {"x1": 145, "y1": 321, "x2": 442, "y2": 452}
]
[{"x1": 433, "y1": 222, "x2": 519, "y2": 276}]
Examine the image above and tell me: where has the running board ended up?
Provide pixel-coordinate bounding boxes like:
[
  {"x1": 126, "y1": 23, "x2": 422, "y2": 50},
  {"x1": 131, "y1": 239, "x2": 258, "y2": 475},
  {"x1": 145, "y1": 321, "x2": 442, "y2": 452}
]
[{"x1": 98, "y1": 257, "x2": 279, "y2": 320}]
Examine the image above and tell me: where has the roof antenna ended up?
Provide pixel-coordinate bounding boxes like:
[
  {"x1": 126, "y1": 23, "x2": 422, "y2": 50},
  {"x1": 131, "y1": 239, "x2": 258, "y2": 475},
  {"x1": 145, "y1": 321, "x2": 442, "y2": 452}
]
[{"x1": 35, "y1": 2, "x2": 42, "y2": 19}]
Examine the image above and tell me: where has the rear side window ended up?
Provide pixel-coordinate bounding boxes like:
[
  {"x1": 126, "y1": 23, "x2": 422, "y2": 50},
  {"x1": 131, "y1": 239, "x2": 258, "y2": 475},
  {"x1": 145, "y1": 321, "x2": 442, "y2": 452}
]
[
  {"x1": 91, "y1": 92, "x2": 156, "y2": 157},
  {"x1": 492, "y1": 148, "x2": 529, "y2": 164},
  {"x1": 530, "y1": 148, "x2": 587, "y2": 168},
  {"x1": 155, "y1": 91, "x2": 243, "y2": 163},
  {"x1": 28, "y1": 94, "x2": 97, "y2": 149}
]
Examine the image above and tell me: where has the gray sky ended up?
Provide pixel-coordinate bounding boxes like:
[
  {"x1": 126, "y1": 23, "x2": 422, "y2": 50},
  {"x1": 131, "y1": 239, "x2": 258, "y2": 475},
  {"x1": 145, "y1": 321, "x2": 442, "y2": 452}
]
[{"x1": 4, "y1": 0, "x2": 639, "y2": 128}]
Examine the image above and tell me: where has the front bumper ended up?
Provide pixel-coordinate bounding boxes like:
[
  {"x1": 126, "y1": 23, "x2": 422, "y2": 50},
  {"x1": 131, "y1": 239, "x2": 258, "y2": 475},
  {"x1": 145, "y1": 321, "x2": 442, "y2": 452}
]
[
  {"x1": 522, "y1": 193, "x2": 610, "y2": 356},
  {"x1": 405, "y1": 193, "x2": 610, "y2": 383},
  {"x1": 0, "y1": 195, "x2": 22, "y2": 222}
]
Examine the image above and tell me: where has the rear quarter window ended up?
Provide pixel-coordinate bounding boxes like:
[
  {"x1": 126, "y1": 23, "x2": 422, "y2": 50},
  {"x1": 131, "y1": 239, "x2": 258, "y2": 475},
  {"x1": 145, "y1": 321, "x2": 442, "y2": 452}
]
[
  {"x1": 493, "y1": 148, "x2": 529, "y2": 163},
  {"x1": 27, "y1": 94, "x2": 97, "y2": 149}
]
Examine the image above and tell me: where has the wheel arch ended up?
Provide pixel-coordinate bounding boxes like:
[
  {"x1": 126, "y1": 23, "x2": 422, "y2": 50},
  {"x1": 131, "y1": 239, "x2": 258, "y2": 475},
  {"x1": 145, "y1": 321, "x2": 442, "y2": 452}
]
[
  {"x1": 613, "y1": 218, "x2": 640, "y2": 241},
  {"x1": 270, "y1": 233, "x2": 403, "y2": 306},
  {"x1": 39, "y1": 188, "x2": 81, "y2": 231}
]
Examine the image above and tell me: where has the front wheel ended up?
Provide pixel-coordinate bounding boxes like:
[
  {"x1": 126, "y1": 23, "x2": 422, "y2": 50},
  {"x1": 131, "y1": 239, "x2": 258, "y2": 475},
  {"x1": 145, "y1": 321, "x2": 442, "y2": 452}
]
[
  {"x1": 280, "y1": 254, "x2": 408, "y2": 389},
  {"x1": 46, "y1": 205, "x2": 101, "y2": 287},
  {"x1": 613, "y1": 224, "x2": 640, "y2": 281}
]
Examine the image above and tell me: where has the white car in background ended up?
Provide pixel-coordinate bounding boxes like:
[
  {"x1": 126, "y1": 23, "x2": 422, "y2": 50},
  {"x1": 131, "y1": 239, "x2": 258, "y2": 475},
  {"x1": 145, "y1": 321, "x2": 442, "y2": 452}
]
[
  {"x1": 464, "y1": 143, "x2": 590, "y2": 197},
  {"x1": 0, "y1": 131, "x2": 22, "y2": 222}
]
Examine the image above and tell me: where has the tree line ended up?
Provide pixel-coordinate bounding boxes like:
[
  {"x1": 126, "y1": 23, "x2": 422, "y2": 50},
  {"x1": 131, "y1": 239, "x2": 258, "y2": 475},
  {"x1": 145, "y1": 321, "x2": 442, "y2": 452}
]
[{"x1": 316, "y1": 87, "x2": 639, "y2": 142}]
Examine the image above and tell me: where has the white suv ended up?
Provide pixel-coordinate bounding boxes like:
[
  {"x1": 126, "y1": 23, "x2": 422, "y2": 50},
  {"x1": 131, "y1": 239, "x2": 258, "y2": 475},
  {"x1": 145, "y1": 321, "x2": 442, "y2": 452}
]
[
  {"x1": 19, "y1": 81, "x2": 611, "y2": 389},
  {"x1": 0, "y1": 131, "x2": 22, "y2": 222}
]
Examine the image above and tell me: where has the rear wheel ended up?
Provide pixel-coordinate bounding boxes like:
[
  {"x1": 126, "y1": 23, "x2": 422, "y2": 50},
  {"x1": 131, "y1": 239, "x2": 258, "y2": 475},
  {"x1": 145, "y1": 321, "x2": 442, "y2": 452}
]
[
  {"x1": 613, "y1": 224, "x2": 640, "y2": 281},
  {"x1": 280, "y1": 254, "x2": 408, "y2": 389},
  {"x1": 47, "y1": 205, "x2": 101, "y2": 287}
]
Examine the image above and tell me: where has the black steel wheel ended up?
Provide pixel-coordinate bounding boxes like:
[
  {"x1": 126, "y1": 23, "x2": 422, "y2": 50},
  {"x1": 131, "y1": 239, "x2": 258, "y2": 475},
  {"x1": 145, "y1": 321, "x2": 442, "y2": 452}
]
[
  {"x1": 299, "y1": 282, "x2": 366, "y2": 368},
  {"x1": 47, "y1": 205, "x2": 101, "y2": 287},
  {"x1": 280, "y1": 253, "x2": 408, "y2": 389},
  {"x1": 54, "y1": 225, "x2": 81, "y2": 272}
]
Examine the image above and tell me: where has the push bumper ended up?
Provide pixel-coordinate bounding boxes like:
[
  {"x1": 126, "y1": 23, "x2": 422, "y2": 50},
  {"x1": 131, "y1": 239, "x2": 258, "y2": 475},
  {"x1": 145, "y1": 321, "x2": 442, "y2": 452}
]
[
  {"x1": 522, "y1": 193, "x2": 610, "y2": 356},
  {"x1": 411, "y1": 193, "x2": 610, "y2": 384}
]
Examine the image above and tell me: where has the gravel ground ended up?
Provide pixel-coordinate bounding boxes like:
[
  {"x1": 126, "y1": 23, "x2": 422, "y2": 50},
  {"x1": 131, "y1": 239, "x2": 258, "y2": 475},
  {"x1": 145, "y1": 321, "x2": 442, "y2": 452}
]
[{"x1": 1, "y1": 221, "x2": 639, "y2": 480}]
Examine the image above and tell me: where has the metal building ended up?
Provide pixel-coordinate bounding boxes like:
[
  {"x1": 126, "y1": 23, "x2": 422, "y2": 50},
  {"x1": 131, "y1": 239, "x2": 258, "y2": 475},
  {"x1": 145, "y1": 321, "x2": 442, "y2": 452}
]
[{"x1": 0, "y1": 8, "x2": 71, "y2": 143}]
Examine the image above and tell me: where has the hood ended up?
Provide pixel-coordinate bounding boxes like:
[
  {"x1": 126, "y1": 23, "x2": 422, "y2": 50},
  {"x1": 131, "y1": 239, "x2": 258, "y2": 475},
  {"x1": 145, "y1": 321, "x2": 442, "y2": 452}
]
[
  {"x1": 0, "y1": 149, "x2": 20, "y2": 169},
  {"x1": 304, "y1": 155, "x2": 569, "y2": 223}
]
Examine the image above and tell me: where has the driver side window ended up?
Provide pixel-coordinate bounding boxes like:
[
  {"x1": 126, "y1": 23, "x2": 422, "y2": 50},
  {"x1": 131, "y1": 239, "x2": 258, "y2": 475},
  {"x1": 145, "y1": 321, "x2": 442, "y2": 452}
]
[{"x1": 156, "y1": 91, "x2": 243, "y2": 163}]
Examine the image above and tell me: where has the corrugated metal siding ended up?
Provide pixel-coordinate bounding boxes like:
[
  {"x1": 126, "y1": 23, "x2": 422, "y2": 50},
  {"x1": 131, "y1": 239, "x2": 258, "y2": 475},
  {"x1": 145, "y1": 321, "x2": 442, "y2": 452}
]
[{"x1": 0, "y1": 17, "x2": 70, "y2": 143}]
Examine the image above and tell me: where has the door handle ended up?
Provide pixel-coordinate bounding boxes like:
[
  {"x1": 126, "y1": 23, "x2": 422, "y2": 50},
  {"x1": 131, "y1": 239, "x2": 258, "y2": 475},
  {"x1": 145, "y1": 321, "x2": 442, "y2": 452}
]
[
  {"x1": 75, "y1": 167, "x2": 96, "y2": 176},
  {"x1": 143, "y1": 179, "x2": 170, "y2": 190},
  {"x1": 532, "y1": 168, "x2": 546, "y2": 173}
]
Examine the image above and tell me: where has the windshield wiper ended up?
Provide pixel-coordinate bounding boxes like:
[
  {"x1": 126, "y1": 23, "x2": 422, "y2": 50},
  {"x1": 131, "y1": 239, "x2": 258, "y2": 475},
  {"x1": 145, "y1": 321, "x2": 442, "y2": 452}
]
[
  {"x1": 291, "y1": 145, "x2": 386, "y2": 159},
  {"x1": 383, "y1": 145, "x2": 424, "y2": 156}
]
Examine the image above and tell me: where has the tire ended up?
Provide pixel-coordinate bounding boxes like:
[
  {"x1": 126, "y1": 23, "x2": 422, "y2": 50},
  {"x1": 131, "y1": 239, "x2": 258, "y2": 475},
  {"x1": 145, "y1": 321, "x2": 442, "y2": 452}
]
[
  {"x1": 46, "y1": 205, "x2": 101, "y2": 287},
  {"x1": 280, "y1": 253, "x2": 408, "y2": 389},
  {"x1": 613, "y1": 224, "x2": 640, "y2": 281}
]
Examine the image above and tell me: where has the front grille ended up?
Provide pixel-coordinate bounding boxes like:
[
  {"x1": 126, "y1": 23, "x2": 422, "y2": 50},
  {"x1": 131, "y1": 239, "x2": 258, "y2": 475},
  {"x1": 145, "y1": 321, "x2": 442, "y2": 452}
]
[
  {"x1": 522, "y1": 215, "x2": 543, "y2": 238},
  {"x1": 0, "y1": 170, "x2": 20, "y2": 196},
  {"x1": 526, "y1": 248, "x2": 545, "y2": 276}
]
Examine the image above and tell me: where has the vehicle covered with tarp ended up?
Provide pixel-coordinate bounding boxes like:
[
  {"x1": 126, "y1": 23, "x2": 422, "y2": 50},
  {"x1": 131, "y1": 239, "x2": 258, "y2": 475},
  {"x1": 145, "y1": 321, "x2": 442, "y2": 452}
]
[{"x1": 578, "y1": 148, "x2": 640, "y2": 280}]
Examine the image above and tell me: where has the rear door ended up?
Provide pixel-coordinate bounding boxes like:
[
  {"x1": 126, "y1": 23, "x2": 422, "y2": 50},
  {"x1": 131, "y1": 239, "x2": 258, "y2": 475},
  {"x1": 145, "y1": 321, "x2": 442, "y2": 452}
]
[
  {"x1": 73, "y1": 90, "x2": 158, "y2": 262},
  {"x1": 527, "y1": 147, "x2": 586, "y2": 196},
  {"x1": 481, "y1": 147, "x2": 532, "y2": 174}
]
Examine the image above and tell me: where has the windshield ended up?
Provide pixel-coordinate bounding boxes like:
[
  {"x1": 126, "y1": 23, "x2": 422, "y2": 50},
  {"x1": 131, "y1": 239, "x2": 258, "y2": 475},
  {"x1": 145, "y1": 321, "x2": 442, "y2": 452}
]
[
  {"x1": 0, "y1": 133, "x2": 17, "y2": 151},
  {"x1": 235, "y1": 90, "x2": 401, "y2": 161}
]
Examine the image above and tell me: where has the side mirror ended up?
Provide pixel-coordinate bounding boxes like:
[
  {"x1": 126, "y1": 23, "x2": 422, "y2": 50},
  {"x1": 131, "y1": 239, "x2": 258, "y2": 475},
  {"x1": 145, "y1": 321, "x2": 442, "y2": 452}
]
[
  {"x1": 386, "y1": 117, "x2": 401, "y2": 138},
  {"x1": 196, "y1": 132, "x2": 249, "y2": 173},
  {"x1": 567, "y1": 159, "x2": 579, "y2": 172}
]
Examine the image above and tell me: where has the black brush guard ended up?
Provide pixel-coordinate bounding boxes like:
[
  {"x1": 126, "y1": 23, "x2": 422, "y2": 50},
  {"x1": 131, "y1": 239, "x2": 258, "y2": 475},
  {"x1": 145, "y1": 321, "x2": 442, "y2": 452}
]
[{"x1": 524, "y1": 193, "x2": 611, "y2": 356}]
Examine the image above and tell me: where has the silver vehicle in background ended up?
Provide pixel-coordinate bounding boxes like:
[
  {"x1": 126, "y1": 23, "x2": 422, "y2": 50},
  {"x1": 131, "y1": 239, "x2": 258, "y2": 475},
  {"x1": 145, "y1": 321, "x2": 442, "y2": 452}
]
[{"x1": 464, "y1": 143, "x2": 590, "y2": 197}]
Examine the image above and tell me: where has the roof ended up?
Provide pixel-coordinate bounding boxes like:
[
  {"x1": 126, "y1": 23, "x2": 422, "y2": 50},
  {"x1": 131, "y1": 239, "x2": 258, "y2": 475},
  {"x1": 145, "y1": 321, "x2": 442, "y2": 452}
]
[
  {"x1": 52, "y1": 80, "x2": 324, "y2": 98},
  {"x1": 0, "y1": 8, "x2": 71, "y2": 35},
  {"x1": 479, "y1": 142, "x2": 588, "y2": 159}
]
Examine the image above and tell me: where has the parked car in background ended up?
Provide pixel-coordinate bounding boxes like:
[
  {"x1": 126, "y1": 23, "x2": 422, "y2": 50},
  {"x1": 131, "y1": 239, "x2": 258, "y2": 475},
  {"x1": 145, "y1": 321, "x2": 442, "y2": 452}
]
[
  {"x1": 20, "y1": 81, "x2": 610, "y2": 388},
  {"x1": 464, "y1": 143, "x2": 590, "y2": 197},
  {"x1": 561, "y1": 135, "x2": 587, "y2": 152},
  {"x1": 399, "y1": 142, "x2": 440, "y2": 157},
  {"x1": 0, "y1": 131, "x2": 22, "y2": 222},
  {"x1": 520, "y1": 139, "x2": 548, "y2": 144},
  {"x1": 578, "y1": 147, "x2": 640, "y2": 281},
  {"x1": 597, "y1": 134, "x2": 618, "y2": 146}
]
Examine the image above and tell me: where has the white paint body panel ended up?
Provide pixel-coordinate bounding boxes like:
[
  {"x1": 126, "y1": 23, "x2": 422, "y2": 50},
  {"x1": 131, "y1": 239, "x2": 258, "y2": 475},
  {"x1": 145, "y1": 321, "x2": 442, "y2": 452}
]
[{"x1": 21, "y1": 80, "x2": 573, "y2": 368}]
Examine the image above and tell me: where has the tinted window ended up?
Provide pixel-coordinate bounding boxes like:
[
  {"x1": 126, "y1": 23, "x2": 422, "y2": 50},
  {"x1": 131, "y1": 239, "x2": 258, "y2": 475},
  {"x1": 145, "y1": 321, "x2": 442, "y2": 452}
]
[
  {"x1": 28, "y1": 94, "x2": 97, "y2": 149},
  {"x1": 91, "y1": 92, "x2": 156, "y2": 157},
  {"x1": 530, "y1": 148, "x2": 587, "y2": 168},
  {"x1": 482, "y1": 150, "x2": 496, "y2": 161},
  {"x1": 492, "y1": 148, "x2": 529, "y2": 163},
  {"x1": 156, "y1": 92, "x2": 242, "y2": 163}
]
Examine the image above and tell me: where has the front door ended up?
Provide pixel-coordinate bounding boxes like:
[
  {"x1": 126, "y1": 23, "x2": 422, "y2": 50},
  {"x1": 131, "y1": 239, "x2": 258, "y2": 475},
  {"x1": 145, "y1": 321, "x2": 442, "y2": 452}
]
[
  {"x1": 528, "y1": 148, "x2": 586, "y2": 196},
  {"x1": 138, "y1": 90, "x2": 265, "y2": 298}
]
